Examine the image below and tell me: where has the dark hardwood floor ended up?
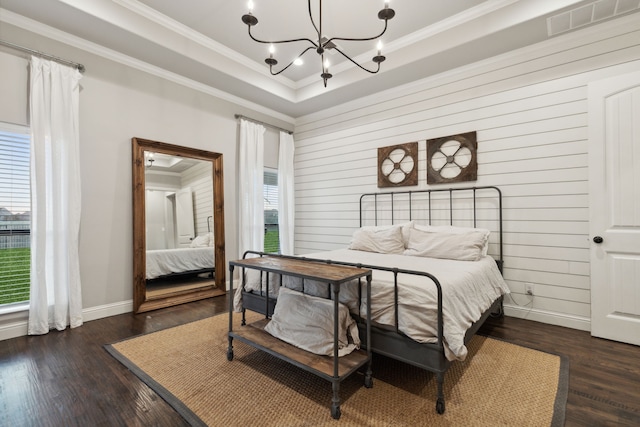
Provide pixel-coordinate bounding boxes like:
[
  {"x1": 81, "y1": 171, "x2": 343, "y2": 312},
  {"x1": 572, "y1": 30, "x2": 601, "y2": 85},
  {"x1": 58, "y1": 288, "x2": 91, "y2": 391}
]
[{"x1": 1, "y1": 294, "x2": 639, "y2": 426}]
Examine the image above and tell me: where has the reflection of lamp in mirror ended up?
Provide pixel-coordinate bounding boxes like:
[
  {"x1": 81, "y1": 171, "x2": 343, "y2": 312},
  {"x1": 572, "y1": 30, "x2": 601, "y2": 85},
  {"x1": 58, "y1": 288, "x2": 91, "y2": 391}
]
[{"x1": 146, "y1": 152, "x2": 155, "y2": 168}]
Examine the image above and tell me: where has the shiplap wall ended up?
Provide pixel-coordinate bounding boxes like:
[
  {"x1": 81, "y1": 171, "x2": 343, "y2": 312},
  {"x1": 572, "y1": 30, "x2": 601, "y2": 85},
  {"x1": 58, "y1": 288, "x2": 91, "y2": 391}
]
[
  {"x1": 182, "y1": 161, "x2": 213, "y2": 237},
  {"x1": 292, "y1": 13, "x2": 640, "y2": 331}
]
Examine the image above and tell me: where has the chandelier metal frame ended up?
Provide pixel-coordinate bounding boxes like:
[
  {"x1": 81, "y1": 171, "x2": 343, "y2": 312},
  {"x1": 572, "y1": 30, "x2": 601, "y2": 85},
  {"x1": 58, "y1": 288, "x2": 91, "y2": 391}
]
[{"x1": 241, "y1": 1, "x2": 396, "y2": 87}]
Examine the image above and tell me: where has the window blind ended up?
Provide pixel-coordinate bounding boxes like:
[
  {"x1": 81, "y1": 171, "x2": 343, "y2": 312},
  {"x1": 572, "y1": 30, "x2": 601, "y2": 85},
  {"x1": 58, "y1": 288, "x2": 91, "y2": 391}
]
[
  {"x1": 264, "y1": 170, "x2": 279, "y2": 253},
  {"x1": 0, "y1": 126, "x2": 31, "y2": 305}
]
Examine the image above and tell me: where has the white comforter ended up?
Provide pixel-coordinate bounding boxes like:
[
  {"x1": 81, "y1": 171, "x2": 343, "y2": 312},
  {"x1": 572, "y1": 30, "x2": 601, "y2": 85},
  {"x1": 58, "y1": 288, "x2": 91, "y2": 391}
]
[
  {"x1": 146, "y1": 247, "x2": 214, "y2": 280},
  {"x1": 235, "y1": 249, "x2": 510, "y2": 361}
]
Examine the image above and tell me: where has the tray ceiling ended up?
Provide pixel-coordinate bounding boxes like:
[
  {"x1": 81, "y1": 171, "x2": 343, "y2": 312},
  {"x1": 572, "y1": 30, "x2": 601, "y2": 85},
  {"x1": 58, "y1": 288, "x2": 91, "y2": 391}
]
[{"x1": 0, "y1": 0, "x2": 637, "y2": 118}]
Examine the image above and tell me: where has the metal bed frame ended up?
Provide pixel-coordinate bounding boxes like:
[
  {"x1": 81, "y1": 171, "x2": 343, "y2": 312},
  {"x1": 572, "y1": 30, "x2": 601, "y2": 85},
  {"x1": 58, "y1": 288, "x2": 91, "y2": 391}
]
[{"x1": 238, "y1": 186, "x2": 504, "y2": 414}]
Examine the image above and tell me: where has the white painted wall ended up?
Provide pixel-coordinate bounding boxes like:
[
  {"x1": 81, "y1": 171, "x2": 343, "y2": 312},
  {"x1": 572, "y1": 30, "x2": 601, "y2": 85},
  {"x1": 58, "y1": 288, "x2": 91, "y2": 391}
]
[
  {"x1": 293, "y1": 14, "x2": 640, "y2": 332},
  {"x1": 0, "y1": 22, "x2": 293, "y2": 340},
  {"x1": 0, "y1": 51, "x2": 28, "y2": 126},
  {"x1": 145, "y1": 189, "x2": 175, "y2": 250}
]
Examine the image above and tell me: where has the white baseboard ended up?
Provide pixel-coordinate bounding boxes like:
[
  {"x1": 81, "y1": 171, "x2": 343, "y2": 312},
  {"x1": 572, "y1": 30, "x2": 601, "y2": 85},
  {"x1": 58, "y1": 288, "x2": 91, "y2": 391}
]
[
  {"x1": 504, "y1": 304, "x2": 591, "y2": 332},
  {"x1": 82, "y1": 299, "x2": 134, "y2": 322},
  {"x1": 0, "y1": 319, "x2": 28, "y2": 341},
  {"x1": 0, "y1": 300, "x2": 134, "y2": 341},
  {"x1": 3, "y1": 297, "x2": 588, "y2": 341}
]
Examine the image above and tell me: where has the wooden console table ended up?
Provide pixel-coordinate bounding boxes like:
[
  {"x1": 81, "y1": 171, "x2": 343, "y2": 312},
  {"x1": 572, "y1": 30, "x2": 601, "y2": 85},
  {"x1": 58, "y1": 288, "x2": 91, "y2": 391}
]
[{"x1": 227, "y1": 255, "x2": 372, "y2": 420}]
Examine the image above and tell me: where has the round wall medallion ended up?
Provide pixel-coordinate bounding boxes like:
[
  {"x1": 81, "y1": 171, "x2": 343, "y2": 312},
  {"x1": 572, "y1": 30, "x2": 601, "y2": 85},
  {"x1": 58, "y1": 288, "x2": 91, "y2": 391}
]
[
  {"x1": 377, "y1": 142, "x2": 418, "y2": 188},
  {"x1": 426, "y1": 132, "x2": 477, "y2": 184}
]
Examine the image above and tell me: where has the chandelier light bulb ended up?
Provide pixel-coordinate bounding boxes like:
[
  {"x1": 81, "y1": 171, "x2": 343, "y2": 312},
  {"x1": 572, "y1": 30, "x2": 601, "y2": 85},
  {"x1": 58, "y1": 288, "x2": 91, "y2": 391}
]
[{"x1": 241, "y1": 0, "x2": 396, "y2": 87}]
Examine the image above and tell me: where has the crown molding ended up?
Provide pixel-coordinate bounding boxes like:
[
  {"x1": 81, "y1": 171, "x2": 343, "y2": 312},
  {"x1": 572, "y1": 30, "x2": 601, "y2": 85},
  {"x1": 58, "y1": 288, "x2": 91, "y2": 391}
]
[
  {"x1": 112, "y1": 0, "x2": 298, "y2": 91},
  {"x1": 0, "y1": 7, "x2": 295, "y2": 124},
  {"x1": 294, "y1": 0, "x2": 523, "y2": 90},
  {"x1": 294, "y1": 0, "x2": 586, "y2": 95},
  {"x1": 296, "y1": 11, "x2": 640, "y2": 125}
]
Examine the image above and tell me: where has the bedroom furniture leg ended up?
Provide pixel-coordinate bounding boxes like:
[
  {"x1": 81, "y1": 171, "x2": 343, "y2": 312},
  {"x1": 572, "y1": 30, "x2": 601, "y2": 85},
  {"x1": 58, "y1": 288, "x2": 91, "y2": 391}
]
[
  {"x1": 331, "y1": 381, "x2": 341, "y2": 420},
  {"x1": 364, "y1": 274, "x2": 373, "y2": 388},
  {"x1": 227, "y1": 264, "x2": 235, "y2": 360},
  {"x1": 226, "y1": 342, "x2": 234, "y2": 361},
  {"x1": 436, "y1": 372, "x2": 445, "y2": 414},
  {"x1": 490, "y1": 295, "x2": 505, "y2": 318},
  {"x1": 241, "y1": 267, "x2": 247, "y2": 325},
  {"x1": 331, "y1": 282, "x2": 342, "y2": 419}
]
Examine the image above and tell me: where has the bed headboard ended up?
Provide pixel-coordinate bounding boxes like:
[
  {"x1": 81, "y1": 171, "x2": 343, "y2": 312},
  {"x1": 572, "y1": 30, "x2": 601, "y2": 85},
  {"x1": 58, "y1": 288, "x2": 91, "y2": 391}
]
[{"x1": 359, "y1": 186, "x2": 503, "y2": 270}]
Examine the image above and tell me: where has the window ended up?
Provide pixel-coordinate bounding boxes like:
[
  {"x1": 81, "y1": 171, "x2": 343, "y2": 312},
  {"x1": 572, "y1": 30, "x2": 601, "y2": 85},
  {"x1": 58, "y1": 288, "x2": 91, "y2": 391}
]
[
  {"x1": 264, "y1": 169, "x2": 279, "y2": 253},
  {"x1": 0, "y1": 124, "x2": 31, "y2": 306}
]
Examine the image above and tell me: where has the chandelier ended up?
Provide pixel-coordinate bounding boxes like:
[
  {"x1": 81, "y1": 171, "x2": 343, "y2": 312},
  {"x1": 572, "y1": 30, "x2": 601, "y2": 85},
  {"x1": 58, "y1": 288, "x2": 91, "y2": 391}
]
[{"x1": 241, "y1": 1, "x2": 396, "y2": 87}]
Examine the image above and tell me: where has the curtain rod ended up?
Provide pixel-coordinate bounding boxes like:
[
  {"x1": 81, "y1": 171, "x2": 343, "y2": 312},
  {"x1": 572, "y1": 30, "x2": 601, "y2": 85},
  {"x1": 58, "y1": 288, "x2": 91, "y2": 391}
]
[
  {"x1": 0, "y1": 39, "x2": 86, "y2": 73},
  {"x1": 235, "y1": 114, "x2": 293, "y2": 135}
]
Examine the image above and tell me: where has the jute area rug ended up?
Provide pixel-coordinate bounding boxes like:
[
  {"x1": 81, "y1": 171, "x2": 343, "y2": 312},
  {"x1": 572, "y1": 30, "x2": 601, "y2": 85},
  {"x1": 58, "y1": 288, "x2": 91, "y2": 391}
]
[{"x1": 106, "y1": 312, "x2": 568, "y2": 427}]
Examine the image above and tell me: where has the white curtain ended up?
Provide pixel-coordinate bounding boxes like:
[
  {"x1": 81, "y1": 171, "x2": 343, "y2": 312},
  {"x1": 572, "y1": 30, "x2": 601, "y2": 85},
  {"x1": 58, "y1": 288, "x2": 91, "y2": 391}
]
[
  {"x1": 238, "y1": 119, "x2": 265, "y2": 257},
  {"x1": 278, "y1": 131, "x2": 295, "y2": 255},
  {"x1": 28, "y1": 57, "x2": 83, "y2": 335}
]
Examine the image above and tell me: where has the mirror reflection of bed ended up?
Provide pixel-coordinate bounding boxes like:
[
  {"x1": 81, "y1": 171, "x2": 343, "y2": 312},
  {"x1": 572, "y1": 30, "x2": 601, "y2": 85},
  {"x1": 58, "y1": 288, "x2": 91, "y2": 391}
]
[
  {"x1": 144, "y1": 153, "x2": 219, "y2": 300},
  {"x1": 132, "y1": 137, "x2": 226, "y2": 313}
]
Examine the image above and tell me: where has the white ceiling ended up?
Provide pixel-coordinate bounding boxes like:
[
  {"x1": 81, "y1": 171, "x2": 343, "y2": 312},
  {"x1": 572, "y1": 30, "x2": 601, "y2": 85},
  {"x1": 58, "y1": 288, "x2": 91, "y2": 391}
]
[{"x1": 1, "y1": 0, "x2": 638, "y2": 119}]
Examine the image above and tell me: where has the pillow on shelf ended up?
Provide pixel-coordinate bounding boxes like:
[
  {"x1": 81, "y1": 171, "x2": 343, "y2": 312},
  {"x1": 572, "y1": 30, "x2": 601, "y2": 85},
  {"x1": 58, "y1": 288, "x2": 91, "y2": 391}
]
[
  {"x1": 403, "y1": 227, "x2": 486, "y2": 261},
  {"x1": 349, "y1": 225, "x2": 404, "y2": 254},
  {"x1": 264, "y1": 287, "x2": 360, "y2": 357}
]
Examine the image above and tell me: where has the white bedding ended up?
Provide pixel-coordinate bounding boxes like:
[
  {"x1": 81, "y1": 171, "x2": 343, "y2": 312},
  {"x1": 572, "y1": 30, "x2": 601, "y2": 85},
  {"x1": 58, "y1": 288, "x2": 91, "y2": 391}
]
[
  {"x1": 234, "y1": 249, "x2": 510, "y2": 361},
  {"x1": 146, "y1": 247, "x2": 214, "y2": 280}
]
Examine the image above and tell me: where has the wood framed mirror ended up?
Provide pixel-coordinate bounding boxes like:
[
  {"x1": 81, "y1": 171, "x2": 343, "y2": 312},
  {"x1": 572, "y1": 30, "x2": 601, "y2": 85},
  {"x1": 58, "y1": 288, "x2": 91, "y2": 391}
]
[{"x1": 132, "y1": 137, "x2": 225, "y2": 313}]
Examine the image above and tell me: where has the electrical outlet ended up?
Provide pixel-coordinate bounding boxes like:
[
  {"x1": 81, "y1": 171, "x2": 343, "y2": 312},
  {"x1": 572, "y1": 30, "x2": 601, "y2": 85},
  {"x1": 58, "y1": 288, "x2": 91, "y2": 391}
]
[{"x1": 525, "y1": 284, "x2": 534, "y2": 296}]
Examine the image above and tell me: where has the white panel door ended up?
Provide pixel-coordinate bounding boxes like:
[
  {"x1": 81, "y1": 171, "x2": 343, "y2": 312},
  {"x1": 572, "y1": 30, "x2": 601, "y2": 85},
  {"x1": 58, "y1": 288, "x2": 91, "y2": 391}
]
[
  {"x1": 589, "y1": 71, "x2": 640, "y2": 346},
  {"x1": 175, "y1": 187, "x2": 195, "y2": 247}
]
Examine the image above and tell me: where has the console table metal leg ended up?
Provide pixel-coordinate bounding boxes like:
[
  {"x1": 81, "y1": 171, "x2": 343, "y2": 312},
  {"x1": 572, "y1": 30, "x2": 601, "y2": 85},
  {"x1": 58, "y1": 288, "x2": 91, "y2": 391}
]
[
  {"x1": 331, "y1": 282, "x2": 342, "y2": 419},
  {"x1": 436, "y1": 372, "x2": 446, "y2": 414},
  {"x1": 331, "y1": 381, "x2": 341, "y2": 419},
  {"x1": 227, "y1": 265, "x2": 235, "y2": 361},
  {"x1": 364, "y1": 274, "x2": 373, "y2": 388}
]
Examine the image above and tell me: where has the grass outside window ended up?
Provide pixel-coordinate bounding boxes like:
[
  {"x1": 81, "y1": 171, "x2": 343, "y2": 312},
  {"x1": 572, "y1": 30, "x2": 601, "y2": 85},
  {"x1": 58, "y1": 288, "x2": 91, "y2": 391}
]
[
  {"x1": 0, "y1": 247, "x2": 30, "y2": 305},
  {"x1": 264, "y1": 229, "x2": 280, "y2": 254}
]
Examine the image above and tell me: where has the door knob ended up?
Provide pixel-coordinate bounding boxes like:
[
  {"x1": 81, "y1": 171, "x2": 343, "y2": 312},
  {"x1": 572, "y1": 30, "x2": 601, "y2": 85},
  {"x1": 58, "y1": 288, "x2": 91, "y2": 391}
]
[{"x1": 593, "y1": 236, "x2": 604, "y2": 244}]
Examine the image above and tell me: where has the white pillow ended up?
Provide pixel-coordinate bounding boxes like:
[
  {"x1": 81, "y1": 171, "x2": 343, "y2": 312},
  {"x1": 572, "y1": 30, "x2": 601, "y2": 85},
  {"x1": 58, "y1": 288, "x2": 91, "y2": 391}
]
[
  {"x1": 359, "y1": 221, "x2": 411, "y2": 232},
  {"x1": 190, "y1": 234, "x2": 210, "y2": 248},
  {"x1": 264, "y1": 287, "x2": 360, "y2": 357},
  {"x1": 410, "y1": 223, "x2": 490, "y2": 256},
  {"x1": 349, "y1": 225, "x2": 405, "y2": 254},
  {"x1": 403, "y1": 227, "x2": 486, "y2": 261}
]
